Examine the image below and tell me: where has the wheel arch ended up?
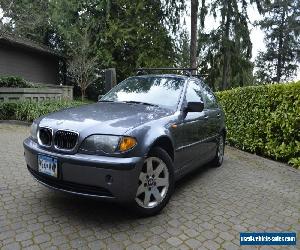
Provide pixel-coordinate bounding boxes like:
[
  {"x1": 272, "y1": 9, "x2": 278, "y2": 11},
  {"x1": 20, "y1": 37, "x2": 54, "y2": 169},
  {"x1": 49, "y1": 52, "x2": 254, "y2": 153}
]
[
  {"x1": 148, "y1": 136, "x2": 174, "y2": 162},
  {"x1": 221, "y1": 127, "x2": 227, "y2": 140}
]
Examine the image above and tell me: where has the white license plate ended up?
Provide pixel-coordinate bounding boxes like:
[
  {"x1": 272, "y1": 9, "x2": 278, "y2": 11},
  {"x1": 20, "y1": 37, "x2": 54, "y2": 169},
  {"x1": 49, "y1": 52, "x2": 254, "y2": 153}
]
[{"x1": 38, "y1": 155, "x2": 58, "y2": 178}]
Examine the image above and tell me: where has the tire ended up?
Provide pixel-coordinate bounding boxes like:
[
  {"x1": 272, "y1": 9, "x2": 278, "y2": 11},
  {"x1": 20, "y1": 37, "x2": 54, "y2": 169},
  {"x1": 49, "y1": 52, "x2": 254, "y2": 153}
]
[
  {"x1": 131, "y1": 147, "x2": 174, "y2": 217},
  {"x1": 211, "y1": 133, "x2": 225, "y2": 167}
]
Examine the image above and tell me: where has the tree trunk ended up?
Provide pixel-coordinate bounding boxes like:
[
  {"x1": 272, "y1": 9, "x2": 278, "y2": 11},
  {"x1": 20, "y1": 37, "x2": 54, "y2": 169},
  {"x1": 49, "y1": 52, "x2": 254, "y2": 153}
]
[
  {"x1": 81, "y1": 88, "x2": 85, "y2": 101},
  {"x1": 190, "y1": 0, "x2": 199, "y2": 75},
  {"x1": 221, "y1": 48, "x2": 230, "y2": 90},
  {"x1": 221, "y1": 0, "x2": 230, "y2": 90},
  {"x1": 276, "y1": 8, "x2": 285, "y2": 83}
]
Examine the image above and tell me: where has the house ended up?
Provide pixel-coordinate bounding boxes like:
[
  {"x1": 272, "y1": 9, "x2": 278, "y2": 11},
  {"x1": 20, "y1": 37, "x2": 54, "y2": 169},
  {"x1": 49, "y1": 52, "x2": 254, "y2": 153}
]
[
  {"x1": 0, "y1": 34, "x2": 74, "y2": 101},
  {"x1": 0, "y1": 33, "x2": 65, "y2": 85}
]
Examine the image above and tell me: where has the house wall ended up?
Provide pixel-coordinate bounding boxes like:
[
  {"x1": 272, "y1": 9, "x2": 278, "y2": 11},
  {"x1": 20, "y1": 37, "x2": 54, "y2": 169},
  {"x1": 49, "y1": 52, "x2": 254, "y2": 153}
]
[
  {"x1": 0, "y1": 86, "x2": 73, "y2": 102},
  {"x1": 0, "y1": 43, "x2": 59, "y2": 85}
]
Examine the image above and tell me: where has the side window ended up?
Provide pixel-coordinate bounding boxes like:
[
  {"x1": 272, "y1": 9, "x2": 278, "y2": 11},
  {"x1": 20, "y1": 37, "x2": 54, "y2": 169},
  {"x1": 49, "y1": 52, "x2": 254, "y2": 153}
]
[
  {"x1": 202, "y1": 84, "x2": 218, "y2": 109},
  {"x1": 185, "y1": 80, "x2": 203, "y2": 103}
]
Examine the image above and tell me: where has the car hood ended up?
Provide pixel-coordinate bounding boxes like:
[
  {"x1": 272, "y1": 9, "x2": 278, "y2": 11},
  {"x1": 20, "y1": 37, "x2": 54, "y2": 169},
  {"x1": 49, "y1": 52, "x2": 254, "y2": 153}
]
[{"x1": 38, "y1": 102, "x2": 171, "y2": 136}]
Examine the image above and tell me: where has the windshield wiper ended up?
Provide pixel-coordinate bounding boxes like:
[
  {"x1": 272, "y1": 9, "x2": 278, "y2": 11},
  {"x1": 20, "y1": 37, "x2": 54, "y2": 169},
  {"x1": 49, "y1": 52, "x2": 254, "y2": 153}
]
[
  {"x1": 99, "y1": 100, "x2": 112, "y2": 102},
  {"x1": 123, "y1": 101, "x2": 159, "y2": 107}
]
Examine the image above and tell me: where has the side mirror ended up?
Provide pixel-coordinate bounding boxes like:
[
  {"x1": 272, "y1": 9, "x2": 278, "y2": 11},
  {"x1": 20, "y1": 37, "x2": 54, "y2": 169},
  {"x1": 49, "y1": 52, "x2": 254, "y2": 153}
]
[{"x1": 185, "y1": 101, "x2": 204, "y2": 113}]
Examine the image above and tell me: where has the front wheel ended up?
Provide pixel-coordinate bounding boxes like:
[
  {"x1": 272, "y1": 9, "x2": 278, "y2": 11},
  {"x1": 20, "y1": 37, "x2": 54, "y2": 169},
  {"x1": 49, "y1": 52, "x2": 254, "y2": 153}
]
[
  {"x1": 211, "y1": 134, "x2": 225, "y2": 167},
  {"x1": 132, "y1": 147, "x2": 174, "y2": 216}
]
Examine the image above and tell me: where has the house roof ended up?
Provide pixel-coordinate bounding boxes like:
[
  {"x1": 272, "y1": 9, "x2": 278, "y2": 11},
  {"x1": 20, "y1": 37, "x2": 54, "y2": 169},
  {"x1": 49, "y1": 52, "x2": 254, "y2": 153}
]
[{"x1": 0, "y1": 33, "x2": 64, "y2": 59}]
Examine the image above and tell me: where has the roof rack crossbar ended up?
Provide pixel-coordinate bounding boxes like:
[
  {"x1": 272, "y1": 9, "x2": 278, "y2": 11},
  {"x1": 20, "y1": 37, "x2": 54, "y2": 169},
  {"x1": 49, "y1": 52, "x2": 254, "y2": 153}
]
[
  {"x1": 136, "y1": 67, "x2": 197, "y2": 77},
  {"x1": 136, "y1": 67, "x2": 197, "y2": 71}
]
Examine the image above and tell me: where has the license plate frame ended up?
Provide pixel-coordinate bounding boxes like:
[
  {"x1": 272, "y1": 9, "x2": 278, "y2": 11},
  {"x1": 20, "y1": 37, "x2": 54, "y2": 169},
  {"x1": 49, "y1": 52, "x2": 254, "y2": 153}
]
[{"x1": 38, "y1": 154, "x2": 58, "y2": 178}]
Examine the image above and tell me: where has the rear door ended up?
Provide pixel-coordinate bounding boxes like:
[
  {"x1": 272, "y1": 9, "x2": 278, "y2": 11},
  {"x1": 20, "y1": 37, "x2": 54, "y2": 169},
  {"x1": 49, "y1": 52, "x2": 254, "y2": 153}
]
[{"x1": 200, "y1": 83, "x2": 222, "y2": 156}]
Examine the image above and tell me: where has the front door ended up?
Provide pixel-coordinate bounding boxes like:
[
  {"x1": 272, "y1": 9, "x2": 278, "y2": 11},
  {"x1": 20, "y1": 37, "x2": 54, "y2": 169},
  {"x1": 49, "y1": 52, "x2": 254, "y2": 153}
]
[{"x1": 173, "y1": 80, "x2": 210, "y2": 170}]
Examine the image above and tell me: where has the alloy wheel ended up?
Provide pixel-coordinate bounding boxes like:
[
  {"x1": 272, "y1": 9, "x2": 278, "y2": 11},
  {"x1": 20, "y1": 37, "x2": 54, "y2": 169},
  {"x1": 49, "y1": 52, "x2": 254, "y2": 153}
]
[{"x1": 135, "y1": 157, "x2": 169, "y2": 209}]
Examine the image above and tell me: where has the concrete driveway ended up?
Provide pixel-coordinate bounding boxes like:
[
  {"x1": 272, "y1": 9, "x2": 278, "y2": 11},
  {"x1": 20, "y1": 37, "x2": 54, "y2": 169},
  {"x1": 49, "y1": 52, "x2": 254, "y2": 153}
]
[{"x1": 0, "y1": 124, "x2": 299, "y2": 250}]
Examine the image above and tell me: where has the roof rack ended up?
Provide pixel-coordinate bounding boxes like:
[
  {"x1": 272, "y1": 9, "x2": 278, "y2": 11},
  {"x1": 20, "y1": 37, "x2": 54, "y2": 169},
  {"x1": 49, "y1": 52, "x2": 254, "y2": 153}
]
[
  {"x1": 136, "y1": 67, "x2": 197, "y2": 77},
  {"x1": 191, "y1": 74, "x2": 209, "y2": 80}
]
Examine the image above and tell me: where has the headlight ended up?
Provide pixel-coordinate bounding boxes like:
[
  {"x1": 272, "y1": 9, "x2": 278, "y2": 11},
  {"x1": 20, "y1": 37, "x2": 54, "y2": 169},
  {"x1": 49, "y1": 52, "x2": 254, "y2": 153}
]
[
  {"x1": 30, "y1": 122, "x2": 38, "y2": 141},
  {"x1": 79, "y1": 135, "x2": 137, "y2": 154}
]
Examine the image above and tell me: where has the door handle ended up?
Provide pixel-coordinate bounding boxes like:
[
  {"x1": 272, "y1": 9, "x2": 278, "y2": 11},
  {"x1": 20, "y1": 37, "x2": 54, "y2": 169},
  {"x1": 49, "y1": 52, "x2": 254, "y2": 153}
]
[
  {"x1": 217, "y1": 113, "x2": 221, "y2": 118},
  {"x1": 204, "y1": 115, "x2": 209, "y2": 120}
]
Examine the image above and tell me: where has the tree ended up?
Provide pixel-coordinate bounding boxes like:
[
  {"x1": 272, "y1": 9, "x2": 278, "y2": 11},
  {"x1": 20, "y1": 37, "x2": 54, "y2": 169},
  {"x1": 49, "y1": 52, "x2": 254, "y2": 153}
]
[
  {"x1": 190, "y1": 0, "x2": 199, "y2": 73},
  {"x1": 68, "y1": 29, "x2": 98, "y2": 101},
  {"x1": 255, "y1": 0, "x2": 300, "y2": 83},
  {"x1": 100, "y1": 0, "x2": 174, "y2": 79},
  {"x1": 197, "y1": 0, "x2": 260, "y2": 90},
  {"x1": 50, "y1": 0, "x2": 186, "y2": 81},
  {"x1": 0, "y1": 0, "x2": 12, "y2": 36},
  {"x1": 177, "y1": 29, "x2": 190, "y2": 68},
  {"x1": 0, "y1": 0, "x2": 54, "y2": 45}
]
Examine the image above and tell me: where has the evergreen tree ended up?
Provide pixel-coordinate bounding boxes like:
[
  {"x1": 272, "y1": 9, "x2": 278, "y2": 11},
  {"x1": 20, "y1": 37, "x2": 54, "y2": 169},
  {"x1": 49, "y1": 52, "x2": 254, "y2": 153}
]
[
  {"x1": 0, "y1": 0, "x2": 54, "y2": 45},
  {"x1": 197, "y1": 0, "x2": 260, "y2": 90},
  {"x1": 255, "y1": 0, "x2": 300, "y2": 83},
  {"x1": 99, "y1": 0, "x2": 178, "y2": 80},
  {"x1": 176, "y1": 29, "x2": 190, "y2": 68},
  {"x1": 190, "y1": 0, "x2": 199, "y2": 73}
]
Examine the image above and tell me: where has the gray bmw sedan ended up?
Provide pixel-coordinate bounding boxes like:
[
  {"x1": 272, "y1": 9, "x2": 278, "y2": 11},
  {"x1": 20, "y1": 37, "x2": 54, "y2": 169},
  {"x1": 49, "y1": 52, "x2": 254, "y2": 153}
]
[{"x1": 24, "y1": 74, "x2": 226, "y2": 216}]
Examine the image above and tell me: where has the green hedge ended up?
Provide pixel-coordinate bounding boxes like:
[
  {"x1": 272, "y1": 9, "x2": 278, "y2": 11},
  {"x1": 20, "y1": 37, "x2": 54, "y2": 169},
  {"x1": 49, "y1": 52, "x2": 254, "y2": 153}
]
[
  {"x1": 0, "y1": 100, "x2": 91, "y2": 122},
  {"x1": 216, "y1": 81, "x2": 300, "y2": 168},
  {"x1": 0, "y1": 76, "x2": 35, "y2": 88}
]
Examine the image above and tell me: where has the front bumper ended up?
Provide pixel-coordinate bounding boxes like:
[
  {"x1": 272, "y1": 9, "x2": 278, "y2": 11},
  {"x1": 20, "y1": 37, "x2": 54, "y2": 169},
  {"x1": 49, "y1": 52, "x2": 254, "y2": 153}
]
[{"x1": 23, "y1": 138, "x2": 144, "y2": 202}]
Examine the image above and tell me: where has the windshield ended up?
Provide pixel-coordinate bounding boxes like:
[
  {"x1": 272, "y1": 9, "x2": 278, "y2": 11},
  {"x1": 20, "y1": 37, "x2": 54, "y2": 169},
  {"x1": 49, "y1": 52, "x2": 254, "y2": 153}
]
[{"x1": 101, "y1": 76, "x2": 185, "y2": 110}]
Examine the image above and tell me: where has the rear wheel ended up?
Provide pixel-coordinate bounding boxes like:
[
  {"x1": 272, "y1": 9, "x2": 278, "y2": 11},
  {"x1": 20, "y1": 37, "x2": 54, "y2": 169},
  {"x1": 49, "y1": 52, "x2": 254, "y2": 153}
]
[
  {"x1": 132, "y1": 147, "x2": 174, "y2": 216},
  {"x1": 211, "y1": 134, "x2": 225, "y2": 167}
]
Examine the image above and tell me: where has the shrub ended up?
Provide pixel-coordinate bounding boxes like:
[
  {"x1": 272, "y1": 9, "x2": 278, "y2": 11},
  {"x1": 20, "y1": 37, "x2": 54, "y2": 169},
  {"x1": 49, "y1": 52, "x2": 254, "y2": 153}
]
[
  {"x1": 216, "y1": 81, "x2": 300, "y2": 168},
  {"x1": 0, "y1": 100, "x2": 92, "y2": 122},
  {"x1": 0, "y1": 76, "x2": 35, "y2": 88}
]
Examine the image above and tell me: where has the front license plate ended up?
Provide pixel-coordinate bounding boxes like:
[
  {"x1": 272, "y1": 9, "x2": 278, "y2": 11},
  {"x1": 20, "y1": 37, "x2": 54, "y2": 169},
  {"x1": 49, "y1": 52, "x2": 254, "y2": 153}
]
[{"x1": 38, "y1": 154, "x2": 58, "y2": 178}]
